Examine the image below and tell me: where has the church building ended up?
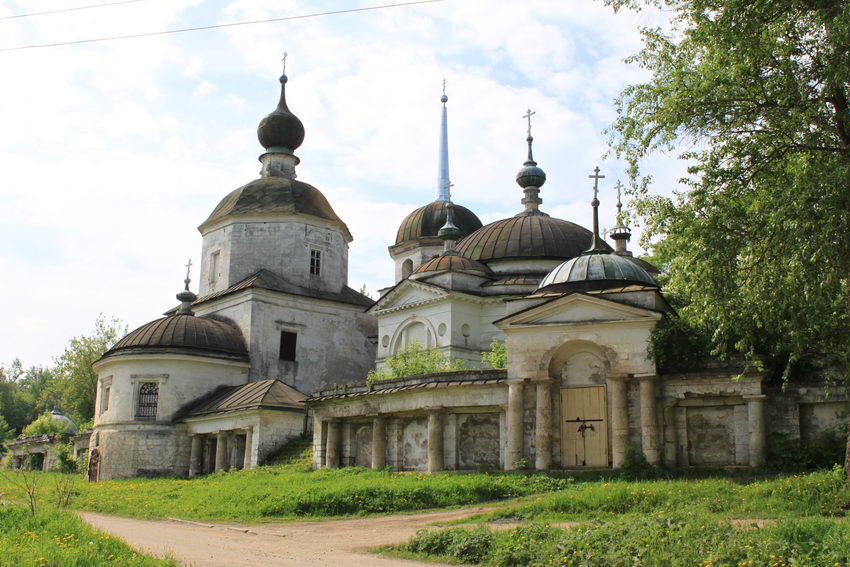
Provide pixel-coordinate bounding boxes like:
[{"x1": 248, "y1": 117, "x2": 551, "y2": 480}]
[{"x1": 88, "y1": 66, "x2": 847, "y2": 480}]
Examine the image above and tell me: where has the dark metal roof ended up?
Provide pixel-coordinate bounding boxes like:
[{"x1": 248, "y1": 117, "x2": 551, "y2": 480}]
[
  {"x1": 180, "y1": 379, "x2": 306, "y2": 419},
  {"x1": 455, "y1": 214, "x2": 606, "y2": 262},
  {"x1": 395, "y1": 201, "x2": 482, "y2": 245},
  {"x1": 412, "y1": 252, "x2": 493, "y2": 276},
  {"x1": 308, "y1": 369, "x2": 507, "y2": 402},
  {"x1": 199, "y1": 177, "x2": 349, "y2": 236},
  {"x1": 537, "y1": 252, "x2": 658, "y2": 293},
  {"x1": 257, "y1": 74, "x2": 304, "y2": 153},
  {"x1": 102, "y1": 314, "x2": 248, "y2": 360},
  {"x1": 171, "y1": 268, "x2": 374, "y2": 311}
]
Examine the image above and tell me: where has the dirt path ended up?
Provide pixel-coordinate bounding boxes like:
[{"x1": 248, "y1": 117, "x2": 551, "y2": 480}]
[{"x1": 80, "y1": 507, "x2": 493, "y2": 567}]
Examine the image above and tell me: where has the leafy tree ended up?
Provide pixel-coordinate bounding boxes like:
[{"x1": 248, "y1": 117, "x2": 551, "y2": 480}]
[
  {"x1": 481, "y1": 339, "x2": 508, "y2": 369},
  {"x1": 0, "y1": 414, "x2": 14, "y2": 448},
  {"x1": 605, "y1": 0, "x2": 850, "y2": 373},
  {"x1": 20, "y1": 411, "x2": 72, "y2": 437},
  {"x1": 603, "y1": 0, "x2": 850, "y2": 471},
  {"x1": 46, "y1": 315, "x2": 125, "y2": 424},
  {"x1": 367, "y1": 341, "x2": 466, "y2": 385},
  {"x1": 0, "y1": 361, "x2": 39, "y2": 433}
]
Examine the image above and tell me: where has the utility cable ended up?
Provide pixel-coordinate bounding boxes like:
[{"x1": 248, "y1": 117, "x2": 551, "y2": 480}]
[
  {"x1": 0, "y1": 0, "x2": 447, "y2": 52},
  {"x1": 0, "y1": 0, "x2": 148, "y2": 21}
]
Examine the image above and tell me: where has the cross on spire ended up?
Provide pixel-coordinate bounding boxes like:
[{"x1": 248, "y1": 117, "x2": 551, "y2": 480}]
[
  {"x1": 522, "y1": 108, "x2": 536, "y2": 137},
  {"x1": 589, "y1": 166, "x2": 605, "y2": 201},
  {"x1": 282, "y1": 52, "x2": 288, "y2": 74},
  {"x1": 184, "y1": 258, "x2": 192, "y2": 288},
  {"x1": 442, "y1": 78, "x2": 446, "y2": 95}
]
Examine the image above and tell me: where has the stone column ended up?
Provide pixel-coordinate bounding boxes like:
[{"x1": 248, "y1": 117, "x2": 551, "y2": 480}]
[
  {"x1": 534, "y1": 379, "x2": 553, "y2": 470},
  {"x1": 662, "y1": 401, "x2": 678, "y2": 468},
  {"x1": 371, "y1": 416, "x2": 387, "y2": 469},
  {"x1": 427, "y1": 409, "x2": 444, "y2": 473},
  {"x1": 214, "y1": 431, "x2": 228, "y2": 472},
  {"x1": 325, "y1": 421, "x2": 341, "y2": 469},
  {"x1": 505, "y1": 380, "x2": 525, "y2": 470},
  {"x1": 189, "y1": 435, "x2": 204, "y2": 477},
  {"x1": 243, "y1": 427, "x2": 254, "y2": 470},
  {"x1": 638, "y1": 374, "x2": 661, "y2": 466},
  {"x1": 204, "y1": 436, "x2": 214, "y2": 474},
  {"x1": 745, "y1": 395, "x2": 767, "y2": 467},
  {"x1": 232, "y1": 434, "x2": 246, "y2": 470},
  {"x1": 607, "y1": 374, "x2": 630, "y2": 468}
]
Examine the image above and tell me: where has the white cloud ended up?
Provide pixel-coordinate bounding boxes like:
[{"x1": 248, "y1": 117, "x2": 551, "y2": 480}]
[{"x1": 0, "y1": 0, "x2": 687, "y2": 366}]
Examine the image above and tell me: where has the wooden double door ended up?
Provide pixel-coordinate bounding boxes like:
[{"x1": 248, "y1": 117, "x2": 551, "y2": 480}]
[{"x1": 561, "y1": 386, "x2": 609, "y2": 467}]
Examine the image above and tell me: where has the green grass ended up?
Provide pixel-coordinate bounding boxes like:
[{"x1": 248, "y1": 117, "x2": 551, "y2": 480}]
[
  {"x1": 0, "y1": 465, "x2": 572, "y2": 523},
  {"x1": 0, "y1": 506, "x2": 178, "y2": 567},
  {"x1": 388, "y1": 467, "x2": 850, "y2": 566},
  {"x1": 395, "y1": 513, "x2": 850, "y2": 567},
  {"x1": 465, "y1": 466, "x2": 850, "y2": 523}
]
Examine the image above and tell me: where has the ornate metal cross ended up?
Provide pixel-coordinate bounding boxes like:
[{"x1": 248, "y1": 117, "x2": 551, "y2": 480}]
[
  {"x1": 442, "y1": 78, "x2": 446, "y2": 95},
  {"x1": 185, "y1": 258, "x2": 193, "y2": 282},
  {"x1": 589, "y1": 166, "x2": 605, "y2": 200},
  {"x1": 282, "y1": 52, "x2": 288, "y2": 74},
  {"x1": 522, "y1": 108, "x2": 536, "y2": 137}
]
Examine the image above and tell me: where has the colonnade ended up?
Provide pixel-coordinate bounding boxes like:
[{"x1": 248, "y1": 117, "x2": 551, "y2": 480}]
[
  {"x1": 188, "y1": 427, "x2": 254, "y2": 477},
  {"x1": 316, "y1": 375, "x2": 768, "y2": 471}
]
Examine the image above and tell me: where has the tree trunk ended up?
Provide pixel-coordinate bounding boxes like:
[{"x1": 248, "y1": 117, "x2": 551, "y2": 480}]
[{"x1": 845, "y1": 425, "x2": 850, "y2": 480}]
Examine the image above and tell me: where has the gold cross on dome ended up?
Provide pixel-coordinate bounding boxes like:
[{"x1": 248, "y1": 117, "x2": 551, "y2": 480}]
[{"x1": 522, "y1": 108, "x2": 536, "y2": 137}]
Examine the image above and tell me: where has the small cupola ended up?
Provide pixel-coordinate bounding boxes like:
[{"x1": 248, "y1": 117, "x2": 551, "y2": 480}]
[{"x1": 257, "y1": 54, "x2": 304, "y2": 179}]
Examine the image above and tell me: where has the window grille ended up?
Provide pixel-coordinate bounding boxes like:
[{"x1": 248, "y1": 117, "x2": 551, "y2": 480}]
[
  {"x1": 310, "y1": 249, "x2": 322, "y2": 275},
  {"x1": 137, "y1": 382, "x2": 159, "y2": 418}
]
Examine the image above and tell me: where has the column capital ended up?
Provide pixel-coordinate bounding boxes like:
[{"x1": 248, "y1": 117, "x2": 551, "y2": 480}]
[
  {"x1": 530, "y1": 376, "x2": 554, "y2": 384},
  {"x1": 743, "y1": 394, "x2": 767, "y2": 402},
  {"x1": 634, "y1": 373, "x2": 658, "y2": 381},
  {"x1": 506, "y1": 377, "x2": 527, "y2": 385},
  {"x1": 607, "y1": 373, "x2": 631, "y2": 382}
]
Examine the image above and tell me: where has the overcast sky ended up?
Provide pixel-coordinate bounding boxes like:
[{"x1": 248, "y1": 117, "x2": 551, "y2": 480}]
[{"x1": 0, "y1": 0, "x2": 685, "y2": 368}]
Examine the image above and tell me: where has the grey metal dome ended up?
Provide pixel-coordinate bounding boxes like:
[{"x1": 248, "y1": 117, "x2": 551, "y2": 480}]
[
  {"x1": 102, "y1": 315, "x2": 248, "y2": 360},
  {"x1": 257, "y1": 74, "x2": 305, "y2": 154},
  {"x1": 50, "y1": 408, "x2": 78, "y2": 434},
  {"x1": 537, "y1": 252, "x2": 658, "y2": 293}
]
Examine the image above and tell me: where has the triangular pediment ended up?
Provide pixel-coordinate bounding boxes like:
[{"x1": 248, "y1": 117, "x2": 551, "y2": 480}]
[
  {"x1": 497, "y1": 293, "x2": 661, "y2": 328},
  {"x1": 369, "y1": 280, "x2": 449, "y2": 314}
]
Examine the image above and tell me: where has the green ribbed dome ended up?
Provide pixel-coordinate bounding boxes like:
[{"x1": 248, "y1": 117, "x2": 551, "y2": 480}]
[{"x1": 537, "y1": 252, "x2": 658, "y2": 293}]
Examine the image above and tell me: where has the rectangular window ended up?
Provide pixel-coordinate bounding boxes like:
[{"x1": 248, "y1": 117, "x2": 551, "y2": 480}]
[
  {"x1": 102, "y1": 386, "x2": 110, "y2": 413},
  {"x1": 209, "y1": 251, "x2": 220, "y2": 284},
  {"x1": 310, "y1": 249, "x2": 322, "y2": 275},
  {"x1": 136, "y1": 382, "x2": 159, "y2": 419},
  {"x1": 279, "y1": 331, "x2": 297, "y2": 361}
]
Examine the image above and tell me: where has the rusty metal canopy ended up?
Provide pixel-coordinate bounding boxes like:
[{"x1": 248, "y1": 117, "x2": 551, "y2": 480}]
[
  {"x1": 199, "y1": 177, "x2": 348, "y2": 236},
  {"x1": 412, "y1": 252, "x2": 493, "y2": 276},
  {"x1": 395, "y1": 201, "x2": 482, "y2": 245},
  {"x1": 181, "y1": 379, "x2": 306, "y2": 418},
  {"x1": 456, "y1": 214, "x2": 604, "y2": 262},
  {"x1": 102, "y1": 315, "x2": 248, "y2": 360}
]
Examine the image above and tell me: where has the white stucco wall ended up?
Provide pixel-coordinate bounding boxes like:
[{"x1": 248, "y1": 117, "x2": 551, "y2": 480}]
[
  {"x1": 195, "y1": 289, "x2": 376, "y2": 393},
  {"x1": 199, "y1": 216, "x2": 349, "y2": 296}
]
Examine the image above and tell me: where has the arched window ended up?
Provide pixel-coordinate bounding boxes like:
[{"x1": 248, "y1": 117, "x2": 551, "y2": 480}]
[
  {"x1": 402, "y1": 259, "x2": 413, "y2": 279},
  {"x1": 136, "y1": 383, "x2": 159, "y2": 419}
]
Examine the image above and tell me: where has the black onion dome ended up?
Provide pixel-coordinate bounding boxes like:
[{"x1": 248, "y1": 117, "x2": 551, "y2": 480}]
[
  {"x1": 456, "y1": 215, "x2": 608, "y2": 262},
  {"x1": 199, "y1": 177, "x2": 347, "y2": 234},
  {"x1": 102, "y1": 315, "x2": 248, "y2": 360},
  {"x1": 413, "y1": 253, "x2": 493, "y2": 276},
  {"x1": 537, "y1": 252, "x2": 658, "y2": 294},
  {"x1": 395, "y1": 201, "x2": 482, "y2": 245},
  {"x1": 257, "y1": 74, "x2": 305, "y2": 153}
]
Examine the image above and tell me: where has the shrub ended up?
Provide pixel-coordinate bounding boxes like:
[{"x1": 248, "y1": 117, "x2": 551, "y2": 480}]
[
  {"x1": 51, "y1": 442, "x2": 78, "y2": 474},
  {"x1": 481, "y1": 339, "x2": 507, "y2": 369},
  {"x1": 21, "y1": 412, "x2": 71, "y2": 437},
  {"x1": 367, "y1": 341, "x2": 466, "y2": 386},
  {"x1": 766, "y1": 429, "x2": 847, "y2": 472},
  {"x1": 618, "y1": 444, "x2": 659, "y2": 480}
]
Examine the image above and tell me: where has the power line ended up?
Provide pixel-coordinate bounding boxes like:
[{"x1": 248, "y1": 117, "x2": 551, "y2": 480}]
[
  {"x1": 0, "y1": 0, "x2": 148, "y2": 21},
  {"x1": 0, "y1": 0, "x2": 447, "y2": 52}
]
